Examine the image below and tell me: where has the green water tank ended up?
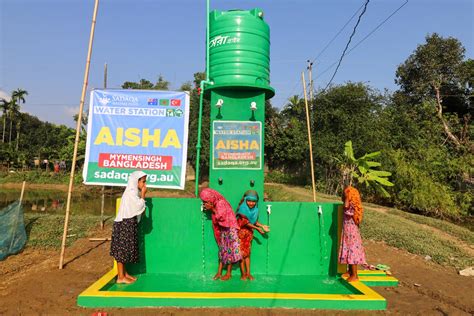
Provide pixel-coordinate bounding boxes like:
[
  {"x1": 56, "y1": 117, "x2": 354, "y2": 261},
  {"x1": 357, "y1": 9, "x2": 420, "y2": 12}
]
[{"x1": 208, "y1": 8, "x2": 275, "y2": 99}]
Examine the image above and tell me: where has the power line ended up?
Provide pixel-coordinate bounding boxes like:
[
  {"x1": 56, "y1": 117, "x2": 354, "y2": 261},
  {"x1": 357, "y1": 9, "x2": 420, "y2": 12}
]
[
  {"x1": 310, "y1": 2, "x2": 366, "y2": 65},
  {"x1": 317, "y1": 0, "x2": 409, "y2": 80},
  {"x1": 279, "y1": 2, "x2": 368, "y2": 108},
  {"x1": 323, "y1": 0, "x2": 370, "y2": 91}
]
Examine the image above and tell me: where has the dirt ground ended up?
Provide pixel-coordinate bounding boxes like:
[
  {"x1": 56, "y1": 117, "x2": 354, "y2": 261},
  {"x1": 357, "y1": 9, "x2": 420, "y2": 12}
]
[{"x1": 1, "y1": 225, "x2": 473, "y2": 316}]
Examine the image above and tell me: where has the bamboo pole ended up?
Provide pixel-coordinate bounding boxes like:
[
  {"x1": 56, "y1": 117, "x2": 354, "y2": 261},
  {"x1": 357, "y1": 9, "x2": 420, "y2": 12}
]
[
  {"x1": 302, "y1": 72, "x2": 317, "y2": 202},
  {"x1": 19, "y1": 181, "x2": 26, "y2": 203},
  {"x1": 59, "y1": 0, "x2": 100, "y2": 269},
  {"x1": 89, "y1": 237, "x2": 111, "y2": 241},
  {"x1": 100, "y1": 63, "x2": 107, "y2": 230},
  {"x1": 9, "y1": 181, "x2": 26, "y2": 251}
]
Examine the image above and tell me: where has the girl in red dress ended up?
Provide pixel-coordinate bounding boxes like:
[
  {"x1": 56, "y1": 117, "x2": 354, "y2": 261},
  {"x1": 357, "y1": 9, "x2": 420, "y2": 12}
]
[{"x1": 236, "y1": 190, "x2": 270, "y2": 280}]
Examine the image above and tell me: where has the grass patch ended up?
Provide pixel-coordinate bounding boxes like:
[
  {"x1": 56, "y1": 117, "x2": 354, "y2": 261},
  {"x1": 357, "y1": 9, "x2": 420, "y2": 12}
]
[
  {"x1": 385, "y1": 208, "x2": 474, "y2": 245},
  {"x1": 361, "y1": 209, "x2": 473, "y2": 269},
  {"x1": 266, "y1": 183, "x2": 474, "y2": 269},
  {"x1": 0, "y1": 170, "x2": 82, "y2": 185},
  {"x1": 265, "y1": 183, "x2": 338, "y2": 203},
  {"x1": 24, "y1": 213, "x2": 102, "y2": 248}
]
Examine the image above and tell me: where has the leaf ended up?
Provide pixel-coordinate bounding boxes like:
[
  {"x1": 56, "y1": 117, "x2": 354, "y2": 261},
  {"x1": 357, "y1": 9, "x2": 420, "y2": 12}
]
[
  {"x1": 344, "y1": 140, "x2": 356, "y2": 162},
  {"x1": 376, "y1": 185, "x2": 391, "y2": 198},
  {"x1": 368, "y1": 170, "x2": 392, "y2": 177},
  {"x1": 359, "y1": 151, "x2": 381, "y2": 160},
  {"x1": 366, "y1": 161, "x2": 382, "y2": 167},
  {"x1": 358, "y1": 165, "x2": 367, "y2": 174},
  {"x1": 372, "y1": 176, "x2": 394, "y2": 187}
]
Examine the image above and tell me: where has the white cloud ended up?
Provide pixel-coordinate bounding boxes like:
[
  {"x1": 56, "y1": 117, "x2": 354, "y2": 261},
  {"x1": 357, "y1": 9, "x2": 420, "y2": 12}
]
[{"x1": 0, "y1": 89, "x2": 11, "y2": 101}]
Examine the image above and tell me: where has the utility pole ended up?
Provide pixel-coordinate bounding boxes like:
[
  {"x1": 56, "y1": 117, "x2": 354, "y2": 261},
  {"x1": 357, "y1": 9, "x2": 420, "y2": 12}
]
[
  {"x1": 104, "y1": 62, "x2": 108, "y2": 89},
  {"x1": 307, "y1": 60, "x2": 314, "y2": 103}
]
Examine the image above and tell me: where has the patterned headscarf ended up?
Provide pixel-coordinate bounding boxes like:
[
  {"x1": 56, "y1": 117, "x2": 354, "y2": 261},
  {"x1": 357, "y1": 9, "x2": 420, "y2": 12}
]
[
  {"x1": 344, "y1": 186, "x2": 363, "y2": 225},
  {"x1": 199, "y1": 188, "x2": 233, "y2": 215},
  {"x1": 237, "y1": 190, "x2": 259, "y2": 224}
]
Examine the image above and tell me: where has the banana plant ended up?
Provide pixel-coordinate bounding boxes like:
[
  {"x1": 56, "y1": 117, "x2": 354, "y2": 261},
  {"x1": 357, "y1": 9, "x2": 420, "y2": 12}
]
[{"x1": 339, "y1": 140, "x2": 394, "y2": 197}]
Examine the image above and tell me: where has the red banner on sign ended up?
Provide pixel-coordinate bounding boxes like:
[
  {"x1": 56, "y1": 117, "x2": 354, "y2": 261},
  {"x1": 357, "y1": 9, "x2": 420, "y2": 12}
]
[
  {"x1": 218, "y1": 152, "x2": 256, "y2": 160},
  {"x1": 98, "y1": 153, "x2": 172, "y2": 170}
]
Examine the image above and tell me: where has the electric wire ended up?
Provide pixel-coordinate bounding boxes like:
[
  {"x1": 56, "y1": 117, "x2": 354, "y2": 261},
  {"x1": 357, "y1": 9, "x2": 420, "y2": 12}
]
[
  {"x1": 317, "y1": 0, "x2": 409, "y2": 80},
  {"x1": 322, "y1": 0, "x2": 370, "y2": 91}
]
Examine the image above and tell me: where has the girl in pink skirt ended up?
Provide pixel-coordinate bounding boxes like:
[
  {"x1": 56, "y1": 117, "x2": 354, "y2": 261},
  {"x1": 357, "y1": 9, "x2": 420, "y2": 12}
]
[
  {"x1": 200, "y1": 188, "x2": 242, "y2": 281},
  {"x1": 339, "y1": 186, "x2": 366, "y2": 282}
]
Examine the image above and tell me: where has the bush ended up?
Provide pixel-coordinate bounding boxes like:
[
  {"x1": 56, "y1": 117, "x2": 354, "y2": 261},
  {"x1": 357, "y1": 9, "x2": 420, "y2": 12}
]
[
  {"x1": 386, "y1": 150, "x2": 462, "y2": 218},
  {"x1": 266, "y1": 170, "x2": 308, "y2": 185}
]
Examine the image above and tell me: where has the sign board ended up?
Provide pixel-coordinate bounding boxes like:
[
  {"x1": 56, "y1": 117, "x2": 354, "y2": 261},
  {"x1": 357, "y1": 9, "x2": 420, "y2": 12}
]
[
  {"x1": 212, "y1": 121, "x2": 262, "y2": 170},
  {"x1": 83, "y1": 89, "x2": 190, "y2": 189}
]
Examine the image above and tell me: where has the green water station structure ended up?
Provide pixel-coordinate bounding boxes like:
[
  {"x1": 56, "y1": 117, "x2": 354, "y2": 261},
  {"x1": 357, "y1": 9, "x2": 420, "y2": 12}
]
[{"x1": 78, "y1": 7, "x2": 397, "y2": 310}]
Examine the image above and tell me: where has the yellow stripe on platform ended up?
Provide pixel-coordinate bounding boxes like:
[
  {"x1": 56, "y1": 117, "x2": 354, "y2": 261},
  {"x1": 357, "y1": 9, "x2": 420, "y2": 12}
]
[{"x1": 358, "y1": 275, "x2": 398, "y2": 283}]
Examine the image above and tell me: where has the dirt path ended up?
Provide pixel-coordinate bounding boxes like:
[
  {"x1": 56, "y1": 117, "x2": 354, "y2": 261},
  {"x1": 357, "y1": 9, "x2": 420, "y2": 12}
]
[{"x1": 1, "y1": 229, "x2": 472, "y2": 315}]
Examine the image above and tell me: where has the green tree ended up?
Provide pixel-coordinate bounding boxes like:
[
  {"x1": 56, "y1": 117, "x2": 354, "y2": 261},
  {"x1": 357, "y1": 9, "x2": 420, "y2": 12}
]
[
  {"x1": 121, "y1": 76, "x2": 170, "y2": 91},
  {"x1": 187, "y1": 72, "x2": 210, "y2": 178},
  {"x1": 8, "y1": 89, "x2": 28, "y2": 146},
  {"x1": 0, "y1": 98, "x2": 10, "y2": 143},
  {"x1": 395, "y1": 33, "x2": 472, "y2": 150},
  {"x1": 154, "y1": 75, "x2": 169, "y2": 90},
  {"x1": 179, "y1": 81, "x2": 192, "y2": 92},
  {"x1": 122, "y1": 79, "x2": 154, "y2": 89}
]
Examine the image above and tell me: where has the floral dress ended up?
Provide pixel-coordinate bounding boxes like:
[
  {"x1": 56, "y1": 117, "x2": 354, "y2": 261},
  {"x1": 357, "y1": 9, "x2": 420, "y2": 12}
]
[
  {"x1": 338, "y1": 204, "x2": 366, "y2": 265},
  {"x1": 237, "y1": 214, "x2": 254, "y2": 259},
  {"x1": 213, "y1": 200, "x2": 242, "y2": 265}
]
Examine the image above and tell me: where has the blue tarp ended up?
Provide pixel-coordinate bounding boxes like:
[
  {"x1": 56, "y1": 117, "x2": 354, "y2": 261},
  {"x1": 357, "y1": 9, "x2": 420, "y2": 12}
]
[{"x1": 0, "y1": 201, "x2": 27, "y2": 260}]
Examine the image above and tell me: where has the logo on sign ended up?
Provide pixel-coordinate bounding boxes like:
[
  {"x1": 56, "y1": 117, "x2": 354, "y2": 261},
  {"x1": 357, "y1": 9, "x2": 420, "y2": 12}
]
[
  {"x1": 98, "y1": 97, "x2": 111, "y2": 106},
  {"x1": 147, "y1": 98, "x2": 158, "y2": 105},
  {"x1": 174, "y1": 109, "x2": 183, "y2": 117},
  {"x1": 171, "y1": 99, "x2": 181, "y2": 106},
  {"x1": 159, "y1": 99, "x2": 169, "y2": 106}
]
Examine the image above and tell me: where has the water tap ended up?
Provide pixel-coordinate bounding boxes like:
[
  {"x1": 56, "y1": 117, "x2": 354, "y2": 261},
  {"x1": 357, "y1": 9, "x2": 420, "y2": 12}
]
[
  {"x1": 266, "y1": 204, "x2": 272, "y2": 215},
  {"x1": 318, "y1": 205, "x2": 323, "y2": 215}
]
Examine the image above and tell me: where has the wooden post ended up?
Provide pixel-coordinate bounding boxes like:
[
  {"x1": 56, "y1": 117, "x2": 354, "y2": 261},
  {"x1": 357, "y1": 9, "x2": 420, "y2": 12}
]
[
  {"x1": 59, "y1": 0, "x2": 100, "y2": 269},
  {"x1": 100, "y1": 63, "x2": 107, "y2": 230},
  {"x1": 9, "y1": 181, "x2": 26, "y2": 250},
  {"x1": 302, "y1": 72, "x2": 317, "y2": 202},
  {"x1": 19, "y1": 181, "x2": 25, "y2": 203}
]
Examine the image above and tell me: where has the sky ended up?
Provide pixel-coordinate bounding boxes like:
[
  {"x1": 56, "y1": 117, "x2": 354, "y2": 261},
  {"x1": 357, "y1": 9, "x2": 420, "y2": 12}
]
[{"x1": 0, "y1": 0, "x2": 472, "y2": 127}]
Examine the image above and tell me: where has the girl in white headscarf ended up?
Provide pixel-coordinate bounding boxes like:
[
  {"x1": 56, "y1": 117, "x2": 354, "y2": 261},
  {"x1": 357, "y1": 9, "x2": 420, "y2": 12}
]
[{"x1": 110, "y1": 171, "x2": 147, "y2": 284}]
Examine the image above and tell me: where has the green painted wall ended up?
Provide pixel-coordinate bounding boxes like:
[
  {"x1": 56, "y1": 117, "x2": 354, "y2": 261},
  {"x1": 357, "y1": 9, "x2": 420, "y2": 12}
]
[{"x1": 128, "y1": 198, "x2": 341, "y2": 277}]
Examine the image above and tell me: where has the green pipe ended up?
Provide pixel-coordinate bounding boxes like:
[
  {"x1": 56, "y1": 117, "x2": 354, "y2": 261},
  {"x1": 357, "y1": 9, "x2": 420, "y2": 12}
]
[
  {"x1": 206, "y1": 0, "x2": 210, "y2": 81},
  {"x1": 195, "y1": 0, "x2": 212, "y2": 197}
]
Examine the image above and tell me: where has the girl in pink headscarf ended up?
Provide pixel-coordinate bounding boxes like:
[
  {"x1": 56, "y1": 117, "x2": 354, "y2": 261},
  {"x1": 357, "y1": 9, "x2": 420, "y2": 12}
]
[{"x1": 200, "y1": 188, "x2": 242, "y2": 280}]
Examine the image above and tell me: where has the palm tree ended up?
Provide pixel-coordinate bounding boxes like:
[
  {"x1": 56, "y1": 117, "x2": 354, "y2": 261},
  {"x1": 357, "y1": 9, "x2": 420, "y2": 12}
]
[
  {"x1": 10, "y1": 89, "x2": 28, "y2": 144},
  {"x1": 0, "y1": 98, "x2": 9, "y2": 143},
  {"x1": 288, "y1": 95, "x2": 301, "y2": 107},
  {"x1": 16, "y1": 120, "x2": 21, "y2": 150},
  {"x1": 7, "y1": 99, "x2": 18, "y2": 144}
]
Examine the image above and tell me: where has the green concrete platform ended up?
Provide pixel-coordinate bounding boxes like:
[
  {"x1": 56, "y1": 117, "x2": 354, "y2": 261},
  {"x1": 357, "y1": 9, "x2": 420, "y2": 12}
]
[
  {"x1": 78, "y1": 270, "x2": 387, "y2": 309},
  {"x1": 77, "y1": 198, "x2": 393, "y2": 310}
]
